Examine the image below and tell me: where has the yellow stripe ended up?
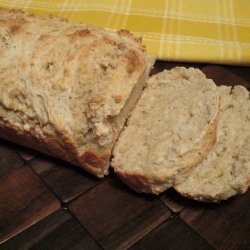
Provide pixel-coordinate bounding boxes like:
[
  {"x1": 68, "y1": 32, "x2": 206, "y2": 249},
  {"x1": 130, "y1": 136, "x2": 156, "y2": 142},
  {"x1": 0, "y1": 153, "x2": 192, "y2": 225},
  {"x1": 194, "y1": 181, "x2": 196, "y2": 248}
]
[
  {"x1": 174, "y1": 0, "x2": 182, "y2": 60},
  {"x1": 158, "y1": 0, "x2": 168, "y2": 58},
  {"x1": 167, "y1": 0, "x2": 176, "y2": 60},
  {"x1": 228, "y1": 0, "x2": 240, "y2": 63}
]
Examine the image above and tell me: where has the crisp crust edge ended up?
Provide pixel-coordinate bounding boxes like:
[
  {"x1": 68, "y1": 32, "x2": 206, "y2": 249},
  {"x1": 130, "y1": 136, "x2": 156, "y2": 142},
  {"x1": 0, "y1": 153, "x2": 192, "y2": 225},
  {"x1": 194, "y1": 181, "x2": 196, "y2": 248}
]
[{"x1": 0, "y1": 122, "x2": 110, "y2": 178}]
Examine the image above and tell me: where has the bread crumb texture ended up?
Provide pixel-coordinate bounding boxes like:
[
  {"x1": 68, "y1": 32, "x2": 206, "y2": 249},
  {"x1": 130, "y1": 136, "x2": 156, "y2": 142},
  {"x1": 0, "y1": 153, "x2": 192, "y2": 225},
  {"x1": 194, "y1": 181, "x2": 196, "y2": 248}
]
[
  {"x1": 0, "y1": 8, "x2": 155, "y2": 177},
  {"x1": 112, "y1": 67, "x2": 219, "y2": 194},
  {"x1": 175, "y1": 85, "x2": 250, "y2": 202}
]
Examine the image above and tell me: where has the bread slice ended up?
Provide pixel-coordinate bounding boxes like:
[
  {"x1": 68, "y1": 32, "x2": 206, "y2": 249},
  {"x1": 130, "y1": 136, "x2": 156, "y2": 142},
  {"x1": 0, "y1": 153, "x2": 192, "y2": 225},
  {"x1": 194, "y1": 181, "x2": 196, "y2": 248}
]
[
  {"x1": 174, "y1": 85, "x2": 250, "y2": 202},
  {"x1": 0, "y1": 9, "x2": 155, "y2": 177},
  {"x1": 112, "y1": 67, "x2": 219, "y2": 194}
]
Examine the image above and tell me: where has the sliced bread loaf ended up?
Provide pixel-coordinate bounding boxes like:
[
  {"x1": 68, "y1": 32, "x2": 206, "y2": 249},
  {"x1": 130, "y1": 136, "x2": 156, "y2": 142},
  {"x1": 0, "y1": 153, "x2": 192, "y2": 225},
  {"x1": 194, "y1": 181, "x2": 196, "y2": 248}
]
[
  {"x1": 0, "y1": 9, "x2": 155, "y2": 177},
  {"x1": 174, "y1": 85, "x2": 250, "y2": 202},
  {"x1": 112, "y1": 67, "x2": 220, "y2": 194}
]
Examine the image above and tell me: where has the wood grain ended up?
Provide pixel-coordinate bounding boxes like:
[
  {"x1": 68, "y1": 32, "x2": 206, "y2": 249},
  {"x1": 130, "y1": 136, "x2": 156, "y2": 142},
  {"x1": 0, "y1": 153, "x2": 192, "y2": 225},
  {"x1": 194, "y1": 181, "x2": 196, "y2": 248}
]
[
  {"x1": 2, "y1": 210, "x2": 101, "y2": 250},
  {"x1": 69, "y1": 177, "x2": 171, "y2": 249},
  {"x1": 160, "y1": 188, "x2": 188, "y2": 213},
  {"x1": 0, "y1": 166, "x2": 61, "y2": 243},
  {"x1": 29, "y1": 156, "x2": 103, "y2": 203},
  {"x1": 227, "y1": 65, "x2": 250, "y2": 83},
  {"x1": 180, "y1": 191, "x2": 250, "y2": 249},
  {"x1": 130, "y1": 216, "x2": 215, "y2": 250},
  {"x1": 0, "y1": 140, "x2": 24, "y2": 177},
  {"x1": 15, "y1": 146, "x2": 37, "y2": 161},
  {"x1": 202, "y1": 65, "x2": 250, "y2": 88}
]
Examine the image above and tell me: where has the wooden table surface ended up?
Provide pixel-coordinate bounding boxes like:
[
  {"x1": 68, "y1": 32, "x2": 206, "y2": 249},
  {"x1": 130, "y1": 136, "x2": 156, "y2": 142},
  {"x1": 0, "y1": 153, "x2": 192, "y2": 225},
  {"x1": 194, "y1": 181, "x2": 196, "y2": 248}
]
[{"x1": 0, "y1": 62, "x2": 249, "y2": 250}]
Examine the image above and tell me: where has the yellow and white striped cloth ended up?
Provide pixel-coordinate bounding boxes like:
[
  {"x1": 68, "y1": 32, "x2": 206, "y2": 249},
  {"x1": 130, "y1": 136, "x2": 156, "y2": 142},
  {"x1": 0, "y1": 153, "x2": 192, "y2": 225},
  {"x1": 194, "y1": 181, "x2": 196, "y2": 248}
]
[{"x1": 1, "y1": 0, "x2": 250, "y2": 65}]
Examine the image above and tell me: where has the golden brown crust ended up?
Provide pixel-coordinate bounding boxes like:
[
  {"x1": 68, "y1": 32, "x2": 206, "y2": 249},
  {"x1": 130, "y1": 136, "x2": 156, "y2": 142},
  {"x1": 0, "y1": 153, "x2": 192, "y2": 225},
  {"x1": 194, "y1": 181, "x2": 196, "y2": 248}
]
[
  {"x1": 10, "y1": 24, "x2": 22, "y2": 34},
  {"x1": 0, "y1": 122, "x2": 76, "y2": 163},
  {"x1": 78, "y1": 150, "x2": 110, "y2": 177},
  {"x1": 118, "y1": 29, "x2": 142, "y2": 44},
  {"x1": 113, "y1": 95, "x2": 122, "y2": 104},
  {"x1": 87, "y1": 96, "x2": 106, "y2": 109},
  {"x1": 0, "y1": 8, "x2": 155, "y2": 178},
  {"x1": 0, "y1": 121, "x2": 109, "y2": 177},
  {"x1": 67, "y1": 29, "x2": 91, "y2": 41},
  {"x1": 124, "y1": 50, "x2": 141, "y2": 73}
]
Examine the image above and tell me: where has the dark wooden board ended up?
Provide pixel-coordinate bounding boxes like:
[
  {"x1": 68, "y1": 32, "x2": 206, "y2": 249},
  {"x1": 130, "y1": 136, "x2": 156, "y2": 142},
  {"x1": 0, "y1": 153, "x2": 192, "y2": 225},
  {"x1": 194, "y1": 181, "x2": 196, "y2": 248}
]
[
  {"x1": 160, "y1": 188, "x2": 188, "y2": 213},
  {"x1": 29, "y1": 156, "x2": 103, "y2": 204},
  {"x1": 69, "y1": 177, "x2": 171, "y2": 249},
  {"x1": 180, "y1": 192, "x2": 250, "y2": 249},
  {"x1": 0, "y1": 142, "x2": 24, "y2": 177},
  {"x1": 130, "y1": 216, "x2": 215, "y2": 250},
  {"x1": 202, "y1": 65, "x2": 250, "y2": 88},
  {"x1": 0, "y1": 166, "x2": 60, "y2": 243},
  {"x1": 2, "y1": 210, "x2": 101, "y2": 250},
  {"x1": 0, "y1": 62, "x2": 249, "y2": 249}
]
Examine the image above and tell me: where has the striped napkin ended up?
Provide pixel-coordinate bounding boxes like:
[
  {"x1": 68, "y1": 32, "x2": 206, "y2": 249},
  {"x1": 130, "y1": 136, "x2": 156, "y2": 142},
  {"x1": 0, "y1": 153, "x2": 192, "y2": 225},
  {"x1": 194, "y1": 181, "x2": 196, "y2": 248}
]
[{"x1": 1, "y1": 0, "x2": 250, "y2": 65}]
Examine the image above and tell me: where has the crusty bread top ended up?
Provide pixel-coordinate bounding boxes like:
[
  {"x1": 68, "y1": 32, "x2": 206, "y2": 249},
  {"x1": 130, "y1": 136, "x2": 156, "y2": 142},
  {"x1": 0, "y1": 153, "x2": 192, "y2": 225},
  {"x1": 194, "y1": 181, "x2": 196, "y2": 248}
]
[
  {"x1": 174, "y1": 85, "x2": 250, "y2": 202},
  {"x1": 0, "y1": 8, "x2": 154, "y2": 176},
  {"x1": 112, "y1": 67, "x2": 219, "y2": 194}
]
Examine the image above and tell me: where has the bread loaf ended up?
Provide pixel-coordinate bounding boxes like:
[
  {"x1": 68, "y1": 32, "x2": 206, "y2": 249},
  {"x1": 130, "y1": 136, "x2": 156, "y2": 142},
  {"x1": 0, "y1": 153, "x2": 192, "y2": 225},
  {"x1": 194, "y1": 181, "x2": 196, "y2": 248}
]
[
  {"x1": 112, "y1": 67, "x2": 219, "y2": 194},
  {"x1": 174, "y1": 85, "x2": 250, "y2": 202},
  {"x1": 0, "y1": 9, "x2": 155, "y2": 177}
]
